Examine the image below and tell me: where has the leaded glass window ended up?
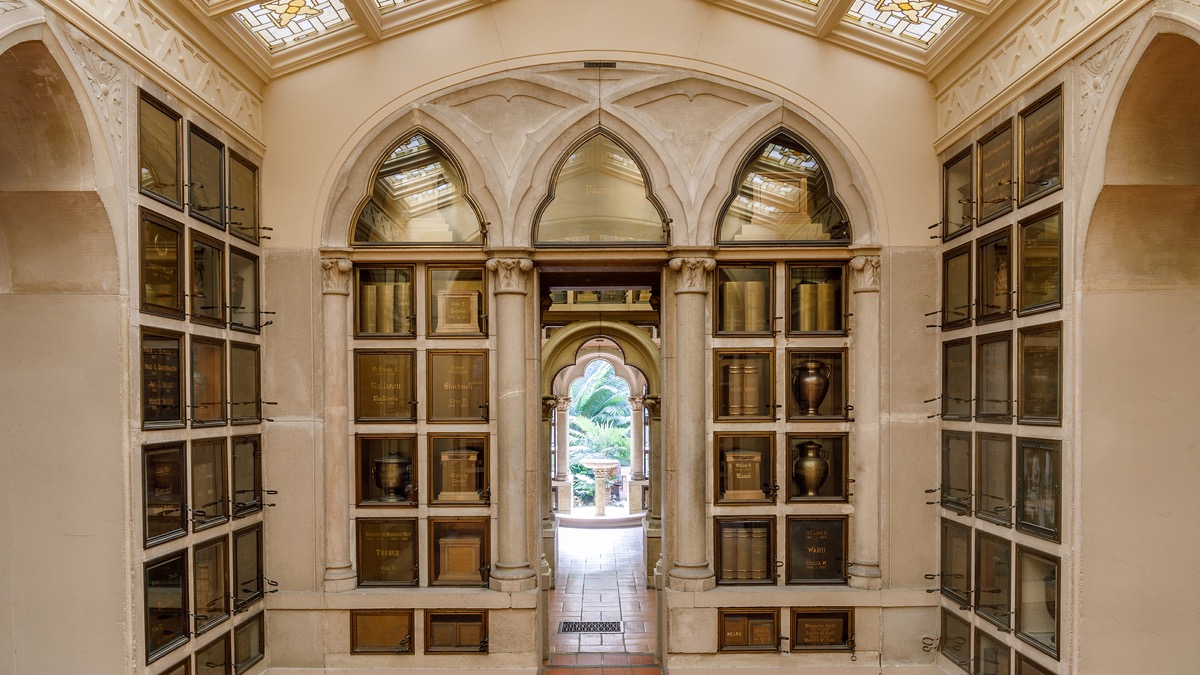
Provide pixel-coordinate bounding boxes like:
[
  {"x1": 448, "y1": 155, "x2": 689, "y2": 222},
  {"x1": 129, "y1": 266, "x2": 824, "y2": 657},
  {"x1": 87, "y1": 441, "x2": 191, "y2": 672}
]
[
  {"x1": 844, "y1": 2, "x2": 961, "y2": 46},
  {"x1": 352, "y1": 133, "x2": 482, "y2": 245}
]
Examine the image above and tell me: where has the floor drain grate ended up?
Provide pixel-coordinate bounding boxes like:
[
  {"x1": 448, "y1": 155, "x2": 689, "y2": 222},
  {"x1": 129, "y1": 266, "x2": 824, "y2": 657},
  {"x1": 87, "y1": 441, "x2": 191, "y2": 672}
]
[{"x1": 559, "y1": 621, "x2": 623, "y2": 633}]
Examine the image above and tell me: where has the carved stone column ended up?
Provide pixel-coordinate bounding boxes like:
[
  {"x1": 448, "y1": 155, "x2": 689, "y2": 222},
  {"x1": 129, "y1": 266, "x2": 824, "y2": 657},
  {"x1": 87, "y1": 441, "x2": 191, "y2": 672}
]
[
  {"x1": 486, "y1": 257, "x2": 538, "y2": 592},
  {"x1": 552, "y1": 395, "x2": 572, "y2": 514},
  {"x1": 321, "y1": 258, "x2": 356, "y2": 591},
  {"x1": 644, "y1": 394, "x2": 662, "y2": 587},
  {"x1": 667, "y1": 257, "x2": 716, "y2": 591},
  {"x1": 629, "y1": 396, "x2": 646, "y2": 480},
  {"x1": 848, "y1": 254, "x2": 882, "y2": 589}
]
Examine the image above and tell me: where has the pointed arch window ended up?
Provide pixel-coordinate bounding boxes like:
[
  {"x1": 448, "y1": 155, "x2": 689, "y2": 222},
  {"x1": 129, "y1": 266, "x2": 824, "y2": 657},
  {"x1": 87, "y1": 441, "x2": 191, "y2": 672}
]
[
  {"x1": 535, "y1": 133, "x2": 667, "y2": 245},
  {"x1": 352, "y1": 133, "x2": 483, "y2": 245},
  {"x1": 718, "y1": 133, "x2": 850, "y2": 245}
]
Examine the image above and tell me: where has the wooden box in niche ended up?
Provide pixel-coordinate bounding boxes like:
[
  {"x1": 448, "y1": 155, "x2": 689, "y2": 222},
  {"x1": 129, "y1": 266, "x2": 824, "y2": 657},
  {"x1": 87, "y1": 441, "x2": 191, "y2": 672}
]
[
  {"x1": 715, "y1": 433, "x2": 772, "y2": 503},
  {"x1": 718, "y1": 608, "x2": 779, "y2": 652},
  {"x1": 351, "y1": 610, "x2": 414, "y2": 654},
  {"x1": 426, "y1": 610, "x2": 487, "y2": 652},
  {"x1": 430, "y1": 518, "x2": 488, "y2": 586},
  {"x1": 430, "y1": 435, "x2": 487, "y2": 504}
]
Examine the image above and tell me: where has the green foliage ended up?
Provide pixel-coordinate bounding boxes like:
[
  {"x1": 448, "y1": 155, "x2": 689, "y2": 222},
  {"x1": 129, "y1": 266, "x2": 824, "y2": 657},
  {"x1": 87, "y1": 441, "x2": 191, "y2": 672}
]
[
  {"x1": 569, "y1": 459, "x2": 595, "y2": 506},
  {"x1": 564, "y1": 360, "x2": 636, "y2": 507}
]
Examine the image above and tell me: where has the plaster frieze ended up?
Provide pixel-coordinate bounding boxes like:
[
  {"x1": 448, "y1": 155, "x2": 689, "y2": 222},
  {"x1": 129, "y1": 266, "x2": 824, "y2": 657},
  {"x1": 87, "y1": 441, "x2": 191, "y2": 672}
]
[
  {"x1": 850, "y1": 254, "x2": 881, "y2": 293},
  {"x1": 486, "y1": 257, "x2": 534, "y2": 294},
  {"x1": 936, "y1": 0, "x2": 1126, "y2": 142},
  {"x1": 668, "y1": 257, "x2": 715, "y2": 293},
  {"x1": 62, "y1": 26, "x2": 124, "y2": 149},
  {"x1": 320, "y1": 257, "x2": 353, "y2": 295},
  {"x1": 1077, "y1": 27, "x2": 1133, "y2": 154}
]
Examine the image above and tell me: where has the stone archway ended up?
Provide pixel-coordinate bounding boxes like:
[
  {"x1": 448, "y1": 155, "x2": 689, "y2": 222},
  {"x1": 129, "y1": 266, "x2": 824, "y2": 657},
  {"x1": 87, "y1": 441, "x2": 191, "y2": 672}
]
[{"x1": 1078, "y1": 31, "x2": 1200, "y2": 674}]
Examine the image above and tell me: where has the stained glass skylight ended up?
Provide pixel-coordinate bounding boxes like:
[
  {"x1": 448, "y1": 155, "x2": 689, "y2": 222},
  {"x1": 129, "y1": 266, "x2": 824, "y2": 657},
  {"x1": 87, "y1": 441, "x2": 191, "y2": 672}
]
[
  {"x1": 845, "y1": 1, "x2": 961, "y2": 46},
  {"x1": 375, "y1": 0, "x2": 419, "y2": 13},
  {"x1": 234, "y1": 0, "x2": 355, "y2": 52}
]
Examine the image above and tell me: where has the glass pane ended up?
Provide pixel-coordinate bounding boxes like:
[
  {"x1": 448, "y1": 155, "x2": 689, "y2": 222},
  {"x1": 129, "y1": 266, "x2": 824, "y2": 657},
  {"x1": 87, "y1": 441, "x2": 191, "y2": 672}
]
[
  {"x1": 229, "y1": 249, "x2": 259, "y2": 331},
  {"x1": 942, "y1": 244, "x2": 971, "y2": 328},
  {"x1": 717, "y1": 518, "x2": 775, "y2": 585},
  {"x1": 941, "y1": 431, "x2": 971, "y2": 512},
  {"x1": 716, "y1": 434, "x2": 772, "y2": 504},
  {"x1": 716, "y1": 351, "x2": 773, "y2": 419},
  {"x1": 1019, "y1": 89, "x2": 1063, "y2": 204},
  {"x1": 719, "y1": 133, "x2": 848, "y2": 243},
  {"x1": 940, "y1": 609, "x2": 970, "y2": 668},
  {"x1": 143, "y1": 443, "x2": 186, "y2": 545},
  {"x1": 188, "y1": 125, "x2": 225, "y2": 229},
  {"x1": 942, "y1": 148, "x2": 972, "y2": 239},
  {"x1": 192, "y1": 439, "x2": 228, "y2": 529},
  {"x1": 978, "y1": 122, "x2": 1014, "y2": 223},
  {"x1": 352, "y1": 133, "x2": 480, "y2": 244},
  {"x1": 1017, "y1": 654, "x2": 1055, "y2": 675},
  {"x1": 141, "y1": 212, "x2": 183, "y2": 316},
  {"x1": 354, "y1": 351, "x2": 416, "y2": 422},
  {"x1": 719, "y1": 610, "x2": 779, "y2": 652},
  {"x1": 358, "y1": 436, "x2": 417, "y2": 505},
  {"x1": 230, "y1": 344, "x2": 260, "y2": 423},
  {"x1": 356, "y1": 266, "x2": 414, "y2": 336},
  {"x1": 190, "y1": 233, "x2": 224, "y2": 325},
  {"x1": 787, "y1": 350, "x2": 847, "y2": 419},
  {"x1": 788, "y1": 264, "x2": 844, "y2": 333},
  {"x1": 351, "y1": 610, "x2": 414, "y2": 653},
  {"x1": 785, "y1": 517, "x2": 846, "y2": 584},
  {"x1": 233, "y1": 0, "x2": 354, "y2": 52},
  {"x1": 1018, "y1": 209, "x2": 1062, "y2": 313},
  {"x1": 786, "y1": 434, "x2": 847, "y2": 501},
  {"x1": 196, "y1": 633, "x2": 230, "y2": 675},
  {"x1": 139, "y1": 94, "x2": 181, "y2": 206},
  {"x1": 976, "y1": 534, "x2": 1011, "y2": 628},
  {"x1": 193, "y1": 537, "x2": 229, "y2": 634},
  {"x1": 716, "y1": 266, "x2": 772, "y2": 333},
  {"x1": 356, "y1": 519, "x2": 418, "y2": 586},
  {"x1": 1017, "y1": 439, "x2": 1060, "y2": 541},
  {"x1": 234, "y1": 613, "x2": 264, "y2": 673},
  {"x1": 427, "y1": 352, "x2": 488, "y2": 422},
  {"x1": 429, "y1": 267, "x2": 484, "y2": 336},
  {"x1": 232, "y1": 436, "x2": 262, "y2": 516},
  {"x1": 429, "y1": 519, "x2": 488, "y2": 587},
  {"x1": 537, "y1": 134, "x2": 664, "y2": 244},
  {"x1": 425, "y1": 611, "x2": 487, "y2": 652},
  {"x1": 940, "y1": 519, "x2": 970, "y2": 604},
  {"x1": 229, "y1": 153, "x2": 259, "y2": 242},
  {"x1": 430, "y1": 435, "x2": 487, "y2": 504},
  {"x1": 977, "y1": 229, "x2": 1011, "y2": 323},
  {"x1": 1017, "y1": 548, "x2": 1058, "y2": 656},
  {"x1": 191, "y1": 339, "x2": 226, "y2": 425},
  {"x1": 234, "y1": 526, "x2": 263, "y2": 609},
  {"x1": 142, "y1": 331, "x2": 184, "y2": 427},
  {"x1": 976, "y1": 629, "x2": 1011, "y2": 675},
  {"x1": 976, "y1": 433, "x2": 1012, "y2": 525},
  {"x1": 790, "y1": 609, "x2": 852, "y2": 652},
  {"x1": 1018, "y1": 324, "x2": 1061, "y2": 423},
  {"x1": 844, "y1": 1, "x2": 961, "y2": 46},
  {"x1": 145, "y1": 552, "x2": 188, "y2": 661},
  {"x1": 977, "y1": 333, "x2": 1012, "y2": 421},
  {"x1": 942, "y1": 339, "x2": 971, "y2": 419}
]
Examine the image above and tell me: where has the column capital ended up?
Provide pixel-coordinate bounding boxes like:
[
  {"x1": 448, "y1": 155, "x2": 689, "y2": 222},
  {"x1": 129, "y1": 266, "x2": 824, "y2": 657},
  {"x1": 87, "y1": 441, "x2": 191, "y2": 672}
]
[
  {"x1": 643, "y1": 395, "x2": 661, "y2": 417},
  {"x1": 321, "y1": 257, "x2": 353, "y2": 295},
  {"x1": 554, "y1": 395, "x2": 572, "y2": 412},
  {"x1": 628, "y1": 395, "x2": 646, "y2": 413},
  {"x1": 486, "y1": 257, "x2": 534, "y2": 294},
  {"x1": 668, "y1": 257, "x2": 715, "y2": 294},
  {"x1": 850, "y1": 255, "x2": 881, "y2": 294}
]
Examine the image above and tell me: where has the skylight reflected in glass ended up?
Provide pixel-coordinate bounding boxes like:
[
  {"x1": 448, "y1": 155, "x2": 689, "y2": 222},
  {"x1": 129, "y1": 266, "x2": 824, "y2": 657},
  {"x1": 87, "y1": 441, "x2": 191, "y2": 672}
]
[
  {"x1": 234, "y1": 0, "x2": 354, "y2": 52},
  {"x1": 845, "y1": 1, "x2": 961, "y2": 46}
]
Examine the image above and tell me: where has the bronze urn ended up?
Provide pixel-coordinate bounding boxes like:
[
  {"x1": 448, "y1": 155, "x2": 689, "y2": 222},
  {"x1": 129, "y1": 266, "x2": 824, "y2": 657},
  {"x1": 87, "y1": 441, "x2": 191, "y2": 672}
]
[
  {"x1": 373, "y1": 452, "x2": 412, "y2": 502},
  {"x1": 792, "y1": 359, "x2": 831, "y2": 415},
  {"x1": 793, "y1": 440, "x2": 829, "y2": 497}
]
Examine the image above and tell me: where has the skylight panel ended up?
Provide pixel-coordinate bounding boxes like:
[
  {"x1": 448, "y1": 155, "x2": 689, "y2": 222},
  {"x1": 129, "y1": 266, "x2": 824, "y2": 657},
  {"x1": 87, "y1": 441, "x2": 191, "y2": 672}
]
[
  {"x1": 845, "y1": 1, "x2": 961, "y2": 46},
  {"x1": 375, "y1": 0, "x2": 420, "y2": 12},
  {"x1": 234, "y1": 0, "x2": 355, "y2": 52}
]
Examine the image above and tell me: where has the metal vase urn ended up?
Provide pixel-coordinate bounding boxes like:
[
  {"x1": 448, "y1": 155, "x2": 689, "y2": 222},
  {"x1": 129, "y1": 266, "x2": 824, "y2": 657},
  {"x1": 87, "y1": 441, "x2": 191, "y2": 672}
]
[
  {"x1": 373, "y1": 453, "x2": 411, "y2": 502},
  {"x1": 793, "y1": 440, "x2": 829, "y2": 497},
  {"x1": 792, "y1": 359, "x2": 831, "y2": 415}
]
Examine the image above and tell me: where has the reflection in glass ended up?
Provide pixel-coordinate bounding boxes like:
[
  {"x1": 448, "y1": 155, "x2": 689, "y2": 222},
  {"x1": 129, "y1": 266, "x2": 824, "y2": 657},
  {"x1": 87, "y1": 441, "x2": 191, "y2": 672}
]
[
  {"x1": 976, "y1": 629, "x2": 1011, "y2": 675},
  {"x1": 143, "y1": 443, "x2": 186, "y2": 545},
  {"x1": 353, "y1": 133, "x2": 480, "y2": 244},
  {"x1": 188, "y1": 124, "x2": 225, "y2": 229},
  {"x1": 1019, "y1": 89, "x2": 1063, "y2": 204},
  {"x1": 717, "y1": 518, "x2": 775, "y2": 585},
  {"x1": 538, "y1": 133, "x2": 664, "y2": 244},
  {"x1": 976, "y1": 433, "x2": 1012, "y2": 525},
  {"x1": 943, "y1": 148, "x2": 972, "y2": 239},
  {"x1": 192, "y1": 439, "x2": 228, "y2": 529},
  {"x1": 145, "y1": 552, "x2": 188, "y2": 661},
  {"x1": 196, "y1": 633, "x2": 231, "y2": 675},
  {"x1": 942, "y1": 339, "x2": 971, "y2": 419},
  {"x1": 229, "y1": 153, "x2": 259, "y2": 242},
  {"x1": 234, "y1": 613, "x2": 265, "y2": 673},
  {"x1": 940, "y1": 519, "x2": 970, "y2": 604},
  {"x1": 430, "y1": 435, "x2": 487, "y2": 504},
  {"x1": 193, "y1": 537, "x2": 229, "y2": 635},
  {"x1": 1017, "y1": 547, "x2": 1059, "y2": 656},
  {"x1": 715, "y1": 434, "x2": 772, "y2": 504},
  {"x1": 977, "y1": 332, "x2": 1012, "y2": 421},
  {"x1": 788, "y1": 350, "x2": 847, "y2": 419},
  {"x1": 191, "y1": 233, "x2": 224, "y2": 325},
  {"x1": 716, "y1": 351, "x2": 773, "y2": 419},
  {"x1": 142, "y1": 331, "x2": 184, "y2": 427},
  {"x1": 429, "y1": 519, "x2": 488, "y2": 587},
  {"x1": 191, "y1": 338, "x2": 225, "y2": 426},
  {"x1": 354, "y1": 351, "x2": 416, "y2": 422},
  {"x1": 786, "y1": 517, "x2": 846, "y2": 584},
  {"x1": 977, "y1": 228, "x2": 1011, "y2": 323},
  {"x1": 139, "y1": 94, "x2": 181, "y2": 206},
  {"x1": 1019, "y1": 208, "x2": 1062, "y2": 313},
  {"x1": 719, "y1": 133, "x2": 849, "y2": 243},
  {"x1": 942, "y1": 244, "x2": 971, "y2": 328},
  {"x1": 786, "y1": 434, "x2": 847, "y2": 501},
  {"x1": 788, "y1": 264, "x2": 844, "y2": 333},
  {"x1": 357, "y1": 266, "x2": 414, "y2": 336},
  {"x1": 941, "y1": 430, "x2": 971, "y2": 512},
  {"x1": 429, "y1": 267, "x2": 484, "y2": 336},
  {"x1": 229, "y1": 249, "x2": 259, "y2": 331},
  {"x1": 356, "y1": 519, "x2": 418, "y2": 586},
  {"x1": 1018, "y1": 438, "x2": 1060, "y2": 541},
  {"x1": 427, "y1": 351, "x2": 488, "y2": 422},
  {"x1": 141, "y1": 211, "x2": 183, "y2": 316},
  {"x1": 1019, "y1": 324, "x2": 1061, "y2": 423},
  {"x1": 351, "y1": 610, "x2": 414, "y2": 654},
  {"x1": 232, "y1": 436, "x2": 262, "y2": 516},
  {"x1": 230, "y1": 343, "x2": 260, "y2": 423},
  {"x1": 234, "y1": 526, "x2": 263, "y2": 610},
  {"x1": 978, "y1": 122, "x2": 1014, "y2": 223},
  {"x1": 1017, "y1": 654, "x2": 1056, "y2": 675},
  {"x1": 358, "y1": 436, "x2": 416, "y2": 505},
  {"x1": 976, "y1": 533, "x2": 1011, "y2": 628},
  {"x1": 940, "y1": 609, "x2": 970, "y2": 668},
  {"x1": 716, "y1": 266, "x2": 772, "y2": 333}
]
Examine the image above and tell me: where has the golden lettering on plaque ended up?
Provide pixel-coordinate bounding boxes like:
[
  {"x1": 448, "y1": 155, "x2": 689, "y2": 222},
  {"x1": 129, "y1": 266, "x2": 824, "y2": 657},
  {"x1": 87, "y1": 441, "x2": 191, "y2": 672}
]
[
  {"x1": 723, "y1": 450, "x2": 763, "y2": 500},
  {"x1": 435, "y1": 290, "x2": 480, "y2": 334}
]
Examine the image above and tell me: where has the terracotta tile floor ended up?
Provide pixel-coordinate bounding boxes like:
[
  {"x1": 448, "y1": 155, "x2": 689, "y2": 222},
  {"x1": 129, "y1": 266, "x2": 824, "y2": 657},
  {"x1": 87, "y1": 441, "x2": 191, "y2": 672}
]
[{"x1": 545, "y1": 525, "x2": 659, "y2": 673}]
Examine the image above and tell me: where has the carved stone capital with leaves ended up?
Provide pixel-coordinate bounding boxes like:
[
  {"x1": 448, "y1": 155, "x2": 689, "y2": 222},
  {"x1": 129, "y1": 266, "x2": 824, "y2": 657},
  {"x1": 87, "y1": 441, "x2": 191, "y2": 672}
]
[
  {"x1": 486, "y1": 257, "x2": 534, "y2": 294},
  {"x1": 668, "y1": 257, "x2": 715, "y2": 294},
  {"x1": 850, "y1": 255, "x2": 881, "y2": 294},
  {"x1": 321, "y1": 258, "x2": 353, "y2": 295}
]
